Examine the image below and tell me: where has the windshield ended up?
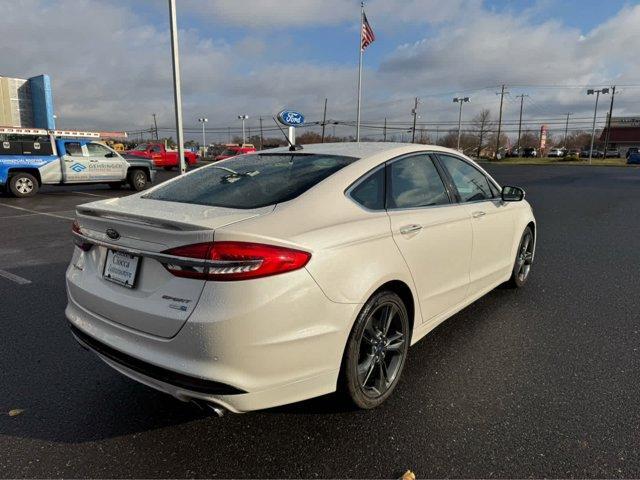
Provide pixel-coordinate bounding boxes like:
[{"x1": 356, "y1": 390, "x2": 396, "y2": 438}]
[
  {"x1": 144, "y1": 153, "x2": 357, "y2": 209},
  {"x1": 134, "y1": 143, "x2": 148, "y2": 151}
]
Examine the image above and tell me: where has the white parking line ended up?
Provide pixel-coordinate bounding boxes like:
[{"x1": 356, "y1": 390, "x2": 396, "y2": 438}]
[
  {"x1": 70, "y1": 191, "x2": 110, "y2": 198},
  {"x1": 0, "y1": 269, "x2": 31, "y2": 285},
  {"x1": 0, "y1": 210, "x2": 76, "y2": 219},
  {"x1": 0, "y1": 203, "x2": 74, "y2": 220}
]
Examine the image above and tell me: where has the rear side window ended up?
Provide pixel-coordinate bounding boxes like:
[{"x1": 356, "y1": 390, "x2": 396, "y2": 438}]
[
  {"x1": 144, "y1": 153, "x2": 357, "y2": 209},
  {"x1": 349, "y1": 168, "x2": 385, "y2": 210},
  {"x1": 387, "y1": 154, "x2": 449, "y2": 209},
  {"x1": 438, "y1": 154, "x2": 494, "y2": 202}
]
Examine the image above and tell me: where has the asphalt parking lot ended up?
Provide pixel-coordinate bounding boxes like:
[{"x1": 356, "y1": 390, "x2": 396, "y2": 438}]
[{"x1": 1, "y1": 164, "x2": 640, "y2": 478}]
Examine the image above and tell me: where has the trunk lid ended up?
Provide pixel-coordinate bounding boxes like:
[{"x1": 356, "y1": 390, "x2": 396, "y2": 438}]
[{"x1": 68, "y1": 196, "x2": 272, "y2": 338}]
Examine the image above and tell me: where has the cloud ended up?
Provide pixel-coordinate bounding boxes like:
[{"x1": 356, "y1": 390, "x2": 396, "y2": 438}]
[{"x1": 180, "y1": 0, "x2": 355, "y2": 28}]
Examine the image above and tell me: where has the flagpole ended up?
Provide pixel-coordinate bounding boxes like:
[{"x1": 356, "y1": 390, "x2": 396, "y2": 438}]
[{"x1": 356, "y1": 1, "x2": 364, "y2": 142}]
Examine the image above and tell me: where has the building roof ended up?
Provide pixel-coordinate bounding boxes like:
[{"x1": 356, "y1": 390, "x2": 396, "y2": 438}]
[{"x1": 599, "y1": 127, "x2": 640, "y2": 143}]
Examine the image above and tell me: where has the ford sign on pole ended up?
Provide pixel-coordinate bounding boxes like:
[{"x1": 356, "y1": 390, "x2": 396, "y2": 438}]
[
  {"x1": 277, "y1": 110, "x2": 305, "y2": 126},
  {"x1": 277, "y1": 110, "x2": 304, "y2": 146}
]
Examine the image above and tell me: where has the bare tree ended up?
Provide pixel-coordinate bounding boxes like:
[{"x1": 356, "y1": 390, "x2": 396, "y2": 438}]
[{"x1": 471, "y1": 109, "x2": 493, "y2": 158}]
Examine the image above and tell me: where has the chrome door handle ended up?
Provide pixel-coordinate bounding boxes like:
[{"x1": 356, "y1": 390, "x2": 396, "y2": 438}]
[
  {"x1": 472, "y1": 211, "x2": 486, "y2": 218},
  {"x1": 400, "y1": 224, "x2": 422, "y2": 235}
]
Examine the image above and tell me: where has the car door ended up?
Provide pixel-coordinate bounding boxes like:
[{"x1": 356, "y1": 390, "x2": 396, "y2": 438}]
[
  {"x1": 61, "y1": 140, "x2": 91, "y2": 183},
  {"x1": 85, "y1": 142, "x2": 127, "y2": 181},
  {"x1": 385, "y1": 153, "x2": 473, "y2": 322},
  {"x1": 436, "y1": 153, "x2": 515, "y2": 296}
]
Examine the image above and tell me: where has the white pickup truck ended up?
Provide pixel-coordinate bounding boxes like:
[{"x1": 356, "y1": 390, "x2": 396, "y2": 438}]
[{"x1": 0, "y1": 127, "x2": 156, "y2": 197}]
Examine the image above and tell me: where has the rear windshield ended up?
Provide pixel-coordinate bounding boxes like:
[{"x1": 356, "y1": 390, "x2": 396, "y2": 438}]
[{"x1": 143, "y1": 153, "x2": 357, "y2": 209}]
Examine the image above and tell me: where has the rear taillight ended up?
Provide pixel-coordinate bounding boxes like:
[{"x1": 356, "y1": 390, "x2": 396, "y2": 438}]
[
  {"x1": 71, "y1": 220, "x2": 92, "y2": 252},
  {"x1": 161, "y1": 241, "x2": 311, "y2": 281}
]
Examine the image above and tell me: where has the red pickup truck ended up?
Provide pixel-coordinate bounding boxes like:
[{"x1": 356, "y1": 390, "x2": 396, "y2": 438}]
[
  {"x1": 126, "y1": 143, "x2": 199, "y2": 170},
  {"x1": 214, "y1": 144, "x2": 257, "y2": 161}
]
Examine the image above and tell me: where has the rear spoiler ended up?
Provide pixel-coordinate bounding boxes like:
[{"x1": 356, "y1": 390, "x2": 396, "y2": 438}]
[{"x1": 76, "y1": 207, "x2": 210, "y2": 232}]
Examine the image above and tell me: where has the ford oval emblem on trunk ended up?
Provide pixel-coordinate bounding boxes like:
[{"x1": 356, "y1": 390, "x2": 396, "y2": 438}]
[{"x1": 106, "y1": 228, "x2": 120, "y2": 240}]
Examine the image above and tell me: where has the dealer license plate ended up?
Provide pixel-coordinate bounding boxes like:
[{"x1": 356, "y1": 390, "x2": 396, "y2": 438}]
[{"x1": 103, "y1": 250, "x2": 139, "y2": 288}]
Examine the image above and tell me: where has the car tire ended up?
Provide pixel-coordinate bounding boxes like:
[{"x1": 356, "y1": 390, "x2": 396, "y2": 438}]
[
  {"x1": 108, "y1": 182, "x2": 122, "y2": 190},
  {"x1": 128, "y1": 169, "x2": 149, "y2": 191},
  {"x1": 340, "y1": 290, "x2": 410, "y2": 409},
  {"x1": 505, "y1": 226, "x2": 534, "y2": 288},
  {"x1": 9, "y1": 172, "x2": 39, "y2": 197}
]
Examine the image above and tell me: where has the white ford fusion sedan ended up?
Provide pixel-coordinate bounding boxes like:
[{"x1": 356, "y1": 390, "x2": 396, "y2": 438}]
[{"x1": 66, "y1": 142, "x2": 536, "y2": 413}]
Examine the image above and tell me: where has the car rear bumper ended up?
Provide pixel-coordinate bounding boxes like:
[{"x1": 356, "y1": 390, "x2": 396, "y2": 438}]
[{"x1": 65, "y1": 266, "x2": 360, "y2": 412}]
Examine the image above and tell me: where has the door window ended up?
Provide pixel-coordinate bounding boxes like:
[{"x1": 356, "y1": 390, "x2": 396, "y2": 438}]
[
  {"x1": 349, "y1": 167, "x2": 385, "y2": 210},
  {"x1": 86, "y1": 143, "x2": 113, "y2": 157},
  {"x1": 387, "y1": 155, "x2": 449, "y2": 209},
  {"x1": 438, "y1": 154, "x2": 495, "y2": 202},
  {"x1": 64, "y1": 142, "x2": 83, "y2": 156}
]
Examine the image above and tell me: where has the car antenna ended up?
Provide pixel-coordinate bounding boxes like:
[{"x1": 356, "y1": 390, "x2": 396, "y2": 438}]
[{"x1": 272, "y1": 116, "x2": 303, "y2": 151}]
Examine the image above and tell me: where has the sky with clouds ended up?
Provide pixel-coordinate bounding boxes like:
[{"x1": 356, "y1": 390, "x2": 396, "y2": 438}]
[{"x1": 2, "y1": 0, "x2": 640, "y2": 142}]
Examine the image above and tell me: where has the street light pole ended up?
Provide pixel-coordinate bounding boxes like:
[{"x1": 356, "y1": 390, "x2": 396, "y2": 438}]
[
  {"x1": 237, "y1": 115, "x2": 248, "y2": 144},
  {"x1": 168, "y1": 0, "x2": 186, "y2": 174},
  {"x1": 587, "y1": 88, "x2": 609, "y2": 164},
  {"x1": 453, "y1": 96, "x2": 470, "y2": 151},
  {"x1": 198, "y1": 117, "x2": 208, "y2": 159}
]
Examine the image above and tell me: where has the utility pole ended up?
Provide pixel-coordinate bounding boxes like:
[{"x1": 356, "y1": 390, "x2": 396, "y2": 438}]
[
  {"x1": 321, "y1": 98, "x2": 328, "y2": 143},
  {"x1": 515, "y1": 94, "x2": 529, "y2": 153},
  {"x1": 603, "y1": 85, "x2": 616, "y2": 155},
  {"x1": 587, "y1": 88, "x2": 609, "y2": 164},
  {"x1": 227, "y1": 126, "x2": 231, "y2": 144},
  {"x1": 259, "y1": 116, "x2": 264, "y2": 150},
  {"x1": 495, "y1": 84, "x2": 509, "y2": 159},
  {"x1": 563, "y1": 112, "x2": 572, "y2": 148},
  {"x1": 453, "y1": 96, "x2": 470, "y2": 151},
  {"x1": 383, "y1": 117, "x2": 387, "y2": 142},
  {"x1": 411, "y1": 97, "x2": 419, "y2": 143},
  {"x1": 152, "y1": 113, "x2": 159, "y2": 140},
  {"x1": 168, "y1": 0, "x2": 186, "y2": 174}
]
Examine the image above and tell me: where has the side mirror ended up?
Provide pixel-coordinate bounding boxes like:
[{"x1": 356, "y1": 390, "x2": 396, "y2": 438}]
[{"x1": 501, "y1": 185, "x2": 525, "y2": 202}]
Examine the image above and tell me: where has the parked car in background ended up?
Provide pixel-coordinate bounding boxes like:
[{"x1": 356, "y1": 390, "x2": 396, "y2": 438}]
[
  {"x1": 547, "y1": 147, "x2": 565, "y2": 158},
  {"x1": 627, "y1": 152, "x2": 640, "y2": 165},
  {"x1": 125, "y1": 142, "x2": 199, "y2": 170},
  {"x1": 625, "y1": 147, "x2": 639, "y2": 159},
  {"x1": 66, "y1": 143, "x2": 536, "y2": 413},
  {"x1": 214, "y1": 144, "x2": 257, "y2": 161},
  {"x1": 522, "y1": 147, "x2": 537, "y2": 158},
  {"x1": 505, "y1": 147, "x2": 520, "y2": 158},
  {"x1": 580, "y1": 148, "x2": 604, "y2": 158},
  {"x1": 603, "y1": 148, "x2": 620, "y2": 158},
  {"x1": 565, "y1": 149, "x2": 581, "y2": 160}
]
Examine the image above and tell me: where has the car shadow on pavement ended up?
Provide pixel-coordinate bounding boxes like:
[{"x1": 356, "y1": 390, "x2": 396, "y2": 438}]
[{"x1": 1, "y1": 257, "x2": 529, "y2": 444}]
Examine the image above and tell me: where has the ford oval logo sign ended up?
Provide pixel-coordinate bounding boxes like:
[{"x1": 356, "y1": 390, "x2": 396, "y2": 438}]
[
  {"x1": 106, "y1": 228, "x2": 120, "y2": 240},
  {"x1": 277, "y1": 110, "x2": 305, "y2": 127}
]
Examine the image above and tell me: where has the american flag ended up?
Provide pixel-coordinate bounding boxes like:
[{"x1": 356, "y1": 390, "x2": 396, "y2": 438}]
[{"x1": 361, "y1": 11, "x2": 375, "y2": 52}]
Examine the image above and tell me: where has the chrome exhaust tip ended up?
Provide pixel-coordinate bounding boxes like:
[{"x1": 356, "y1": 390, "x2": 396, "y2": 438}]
[
  {"x1": 208, "y1": 404, "x2": 226, "y2": 417},
  {"x1": 189, "y1": 398, "x2": 227, "y2": 416}
]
